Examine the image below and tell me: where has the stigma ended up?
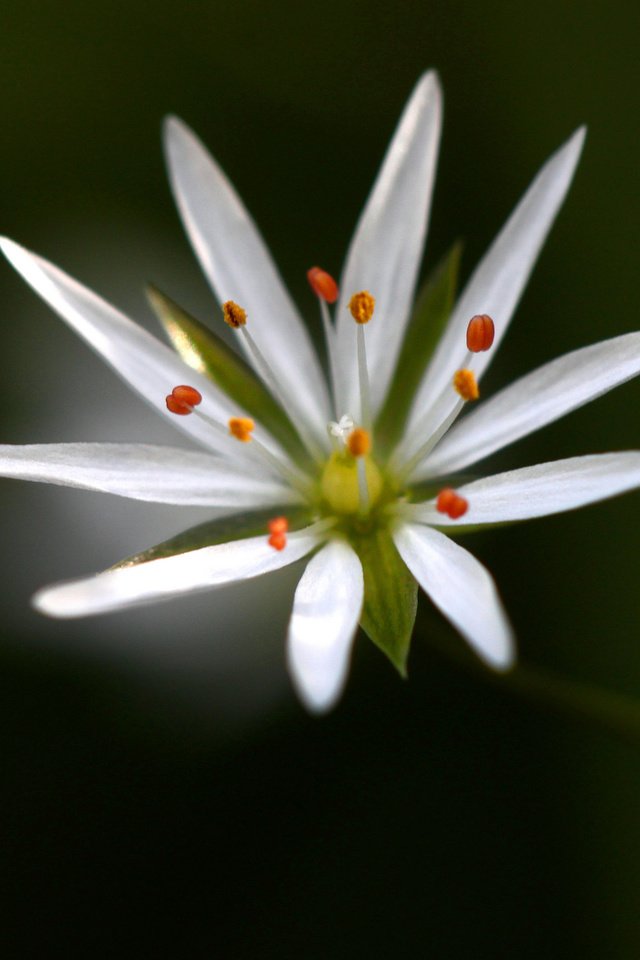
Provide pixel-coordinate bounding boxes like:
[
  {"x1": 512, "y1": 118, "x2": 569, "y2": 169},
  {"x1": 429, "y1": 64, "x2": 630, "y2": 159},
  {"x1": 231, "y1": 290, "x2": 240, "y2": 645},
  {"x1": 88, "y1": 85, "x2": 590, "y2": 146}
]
[
  {"x1": 349, "y1": 291, "x2": 375, "y2": 324},
  {"x1": 223, "y1": 300, "x2": 247, "y2": 328},
  {"x1": 165, "y1": 384, "x2": 202, "y2": 415},
  {"x1": 307, "y1": 266, "x2": 339, "y2": 304},
  {"x1": 436, "y1": 488, "x2": 469, "y2": 520},
  {"x1": 228, "y1": 416, "x2": 255, "y2": 442},
  {"x1": 466, "y1": 314, "x2": 495, "y2": 352},
  {"x1": 268, "y1": 516, "x2": 289, "y2": 551},
  {"x1": 453, "y1": 369, "x2": 479, "y2": 402}
]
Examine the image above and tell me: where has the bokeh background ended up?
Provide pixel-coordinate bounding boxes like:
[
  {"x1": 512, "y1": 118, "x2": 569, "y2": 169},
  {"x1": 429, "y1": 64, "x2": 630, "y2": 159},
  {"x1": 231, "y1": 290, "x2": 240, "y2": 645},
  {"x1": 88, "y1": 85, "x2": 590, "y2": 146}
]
[{"x1": 2, "y1": 0, "x2": 640, "y2": 955}]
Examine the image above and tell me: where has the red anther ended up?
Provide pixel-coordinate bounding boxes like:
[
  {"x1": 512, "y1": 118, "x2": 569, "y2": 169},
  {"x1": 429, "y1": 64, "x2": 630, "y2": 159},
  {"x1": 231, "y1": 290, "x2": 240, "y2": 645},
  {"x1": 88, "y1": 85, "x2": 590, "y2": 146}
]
[
  {"x1": 436, "y1": 488, "x2": 456, "y2": 514},
  {"x1": 166, "y1": 395, "x2": 191, "y2": 415},
  {"x1": 165, "y1": 385, "x2": 202, "y2": 416},
  {"x1": 268, "y1": 516, "x2": 289, "y2": 535},
  {"x1": 466, "y1": 314, "x2": 495, "y2": 353},
  {"x1": 268, "y1": 532, "x2": 287, "y2": 551},
  {"x1": 268, "y1": 516, "x2": 289, "y2": 550},
  {"x1": 172, "y1": 385, "x2": 202, "y2": 407},
  {"x1": 436, "y1": 488, "x2": 468, "y2": 520},
  {"x1": 448, "y1": 495, "x2": 469, "y2": 520},
  {"x1": 307, "y1": 266, "x2": 339, "y2": 304}
]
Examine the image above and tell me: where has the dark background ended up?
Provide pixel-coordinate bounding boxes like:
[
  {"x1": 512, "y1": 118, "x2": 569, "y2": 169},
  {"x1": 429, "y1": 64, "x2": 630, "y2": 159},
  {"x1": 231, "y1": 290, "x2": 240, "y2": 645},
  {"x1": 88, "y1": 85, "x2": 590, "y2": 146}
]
[{"x1": 1, "y1": 1, "x2": 640, "y2": 955}]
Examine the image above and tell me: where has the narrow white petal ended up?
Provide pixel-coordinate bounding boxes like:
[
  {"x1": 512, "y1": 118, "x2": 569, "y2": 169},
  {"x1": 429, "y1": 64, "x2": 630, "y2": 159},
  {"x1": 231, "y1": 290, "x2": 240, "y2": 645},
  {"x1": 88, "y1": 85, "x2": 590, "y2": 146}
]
[
  {"x1": 401, "y1": 127, "x2": 585, "y2": 458},
  {"x1": 334, "y1": 73, "x2": 443, "y2": 417},
  {"x1": 393, "y1": 523, "x2": 514, "y2": 669},
  {"x1": 0, "y1": 443, "x2": 299, "y2": 507},
  {"x1": 0, "y1": 238, "x2": 268, "y2": 461},
  {"x1": 418, "y1": 331, "x2": 640, "y2": 478},
  {"x1": 287, "y1": 540, "x2": 363, "y2": 713},
  {"x1": 410, "y1": 453, "x2": 640, "y2": 526},
  {"x1": 33, "y1": 524, "x2": 326, "y2": 618},
  {"x1": 163, "y1": 117, "x2": 331, "y2": 450}
]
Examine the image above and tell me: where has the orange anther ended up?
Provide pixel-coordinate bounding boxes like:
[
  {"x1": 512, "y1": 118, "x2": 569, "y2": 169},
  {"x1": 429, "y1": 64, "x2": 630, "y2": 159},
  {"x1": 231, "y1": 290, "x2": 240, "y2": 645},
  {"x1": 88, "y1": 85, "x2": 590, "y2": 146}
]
[
  {"x1": 228, "y1": 416, "x2": 255, "y2": 442},
  {"x1": 466, "y1": 314, "x2": 495, "y2": 352},
  {"x1": 436, "y1": 488, "x2": 469, "y2": 520},
  {"x1": 346, "y1": 427, "x2": 371, "y2": 458},
  {"x1": 349, "y1": 290, "x2": 375, "y2": 324},
  {"x1": 453, "y1": 369, "x2": 479, "y2": 402},
  {"x1": 223, "y1": 300, "x2": 247, "y2": 328},
  {"x1": 307, "y1": 266, "x2": 339, "y2": 304},
  {"x1": 165, "y1": 384, "x2": 202, "y2": 415}
]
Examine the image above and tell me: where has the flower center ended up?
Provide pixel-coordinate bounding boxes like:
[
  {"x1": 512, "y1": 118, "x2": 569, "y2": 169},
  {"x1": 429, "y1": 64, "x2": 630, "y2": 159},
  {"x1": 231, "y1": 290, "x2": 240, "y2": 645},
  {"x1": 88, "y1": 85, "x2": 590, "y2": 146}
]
[{"x1": 320, "y1": 449, "x2": 383, "y2": 515}]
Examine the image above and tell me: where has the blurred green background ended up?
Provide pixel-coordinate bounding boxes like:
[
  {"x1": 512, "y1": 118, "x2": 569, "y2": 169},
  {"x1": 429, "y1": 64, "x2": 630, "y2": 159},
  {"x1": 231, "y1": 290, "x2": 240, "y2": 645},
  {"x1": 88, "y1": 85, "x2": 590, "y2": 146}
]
[{"x1": 1, "y1": 0, "x2": 640, "y2": 955}]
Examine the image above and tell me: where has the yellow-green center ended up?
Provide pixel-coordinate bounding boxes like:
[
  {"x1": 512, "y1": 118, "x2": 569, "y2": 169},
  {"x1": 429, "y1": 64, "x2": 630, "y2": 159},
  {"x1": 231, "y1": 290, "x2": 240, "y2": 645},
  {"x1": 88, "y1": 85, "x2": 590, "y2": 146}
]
[{"x1": 320, "y1": 451, "x2": 384, "y2": 515}]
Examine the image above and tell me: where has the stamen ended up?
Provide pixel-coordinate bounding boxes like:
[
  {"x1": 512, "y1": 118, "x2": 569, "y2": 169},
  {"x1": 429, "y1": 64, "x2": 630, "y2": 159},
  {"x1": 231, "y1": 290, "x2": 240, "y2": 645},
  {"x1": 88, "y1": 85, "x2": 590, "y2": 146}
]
[
  {"x1": 394, "y1": 317, "x2": 493, "y2": 481},
  {"x1": 228, "y1": 416, "x2": 255, "y2": 442},
  {"x1": 349, "y1": 292, "x2": 375, "y2": 429},
  {"x1": 165, "y1": 385, "x2": 310, "y2": 494},
  {"x1": 222, "y1": 300, "x2": 247, "y2": 328},
  {"x1": 307, "y1": 266, "x2": 339, "y2": 304},
  {"x1": 349, "y1": 291, "x2": 375, "y2": 325},
  {"x1": 466, "y1": 314, "x2": 495, "y2": 353},
  {"x1": 310, "y1": 268, "x2": 340, "y2": 417},
  {"x1": 347, "y1": 427, "x2": 371, "y2": 458},
  {"x1": 221, "y1": 298, "x2": 323, "y2": 462},
  {"x1": 453, "y1": 369, "x2": 479, "y2": 402},
  {"x1": 165, "y1": 385, "x2": 203, "y2": 415},
  {"x1": 268, "y1": 515, "x2": 289, "y2": 551},
  {"x1": 436, "y1": 488, "x2": 468, "y2": 520},
  {"x1": 346, "y1": 427, "x2": 372, "y2": 516}
]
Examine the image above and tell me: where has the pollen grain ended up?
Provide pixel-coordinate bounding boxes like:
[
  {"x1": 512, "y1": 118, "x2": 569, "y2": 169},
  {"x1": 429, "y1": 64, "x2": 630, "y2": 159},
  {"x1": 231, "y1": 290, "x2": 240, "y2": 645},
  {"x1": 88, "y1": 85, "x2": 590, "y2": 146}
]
[
  {"x1": 347, "y1": 427, "x2": 371, "y2": 458},
  {"x1": 223, "y1": 300, "x2": 247, "y2": 328},
  {"x1": 349, "y1": 290, "x2": 375, "y2": 324},
  {"x1": 228, "y1": 416, "x2": 255, "y2": 442},
  {"x1": 453, "y1": 369, "x2": 479, "y2": 402}
]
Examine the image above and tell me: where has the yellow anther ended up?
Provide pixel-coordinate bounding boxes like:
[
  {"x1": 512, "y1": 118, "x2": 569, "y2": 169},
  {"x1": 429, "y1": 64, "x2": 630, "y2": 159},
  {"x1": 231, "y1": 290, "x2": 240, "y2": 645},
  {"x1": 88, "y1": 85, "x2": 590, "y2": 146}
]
[
  {"x1": 453, "y1": 369, "x2": 479, "y2": 402},
  {"x1": 228, "y1": 416, "x2": 255, "y2": 442},
  {"x1": 223, "y1": 300, "x2": 247, "y2": 328},
  {"x1": 346, "y1": 427, "x2": 371, "y2": 458},
  {"x1": 349, "y1": 291, "x2": 375, "y2": 324}
]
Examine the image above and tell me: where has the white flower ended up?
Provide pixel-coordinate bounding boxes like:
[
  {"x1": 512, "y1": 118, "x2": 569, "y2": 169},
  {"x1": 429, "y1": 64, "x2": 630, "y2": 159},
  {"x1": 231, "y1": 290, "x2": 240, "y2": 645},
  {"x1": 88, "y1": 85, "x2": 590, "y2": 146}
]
[{"x1": 3, "y1": 72, "x2": 640, "y2": 714}]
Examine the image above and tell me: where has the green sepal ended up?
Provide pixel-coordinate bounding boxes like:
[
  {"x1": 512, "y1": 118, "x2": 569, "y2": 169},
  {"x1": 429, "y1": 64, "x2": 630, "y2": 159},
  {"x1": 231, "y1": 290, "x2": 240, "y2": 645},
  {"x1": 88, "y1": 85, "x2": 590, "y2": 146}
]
[
  {"x1": 147, "y1": 285, "x2": 309, "y2": 464},
  {"x1": 375, "y1": 242, "x2": 462, "y2": 455},
  {"x1": 112, "y1": 505, "x2": 314, "y2": 569},
  {"x1": 351, "y1": 525, "x2": 418, "y2": 676}
]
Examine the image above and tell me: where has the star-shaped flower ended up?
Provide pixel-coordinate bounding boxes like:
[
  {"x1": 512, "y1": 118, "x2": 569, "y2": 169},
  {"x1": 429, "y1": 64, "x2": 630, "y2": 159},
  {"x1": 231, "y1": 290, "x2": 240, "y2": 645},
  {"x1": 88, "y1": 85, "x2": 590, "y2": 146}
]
[{"x1": 3, "y1": 72, "x2": 640, "y2": 712}]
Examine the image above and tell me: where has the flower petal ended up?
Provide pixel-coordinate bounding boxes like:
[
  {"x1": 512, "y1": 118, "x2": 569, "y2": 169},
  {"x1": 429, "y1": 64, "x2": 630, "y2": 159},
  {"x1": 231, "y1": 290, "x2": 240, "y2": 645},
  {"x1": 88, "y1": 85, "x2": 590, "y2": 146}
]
[
  {"x1": 393, "y1": 522, "x2": 514, "y2": 669},
  {"x1": 334, "y1": 72, "x2": 442, "y2": 418},
  {"x1": 400, "y1": 127, "x2": 585, "y2": 459},
  {"x1": 0, "y1": 443, "x2": 300, "y2": 507},
  {"x1": 0, "y1": 238, "x2": 271, "y2": 461},
  {"x1": 163, "y1": 117, "x2": 331, "y2": 451},
  {"x1": 33, "y1": 523, "x2": 326, "y2": 618},
  {"x1": 287, "y1": 539, "x2": 364, "y2": 713},
  {"x1": 418, "y1": 331, "x2": 640, "y2": 478},
  {"x1": 410, "y1": 453, "x2": 640, "y2": 526}
]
